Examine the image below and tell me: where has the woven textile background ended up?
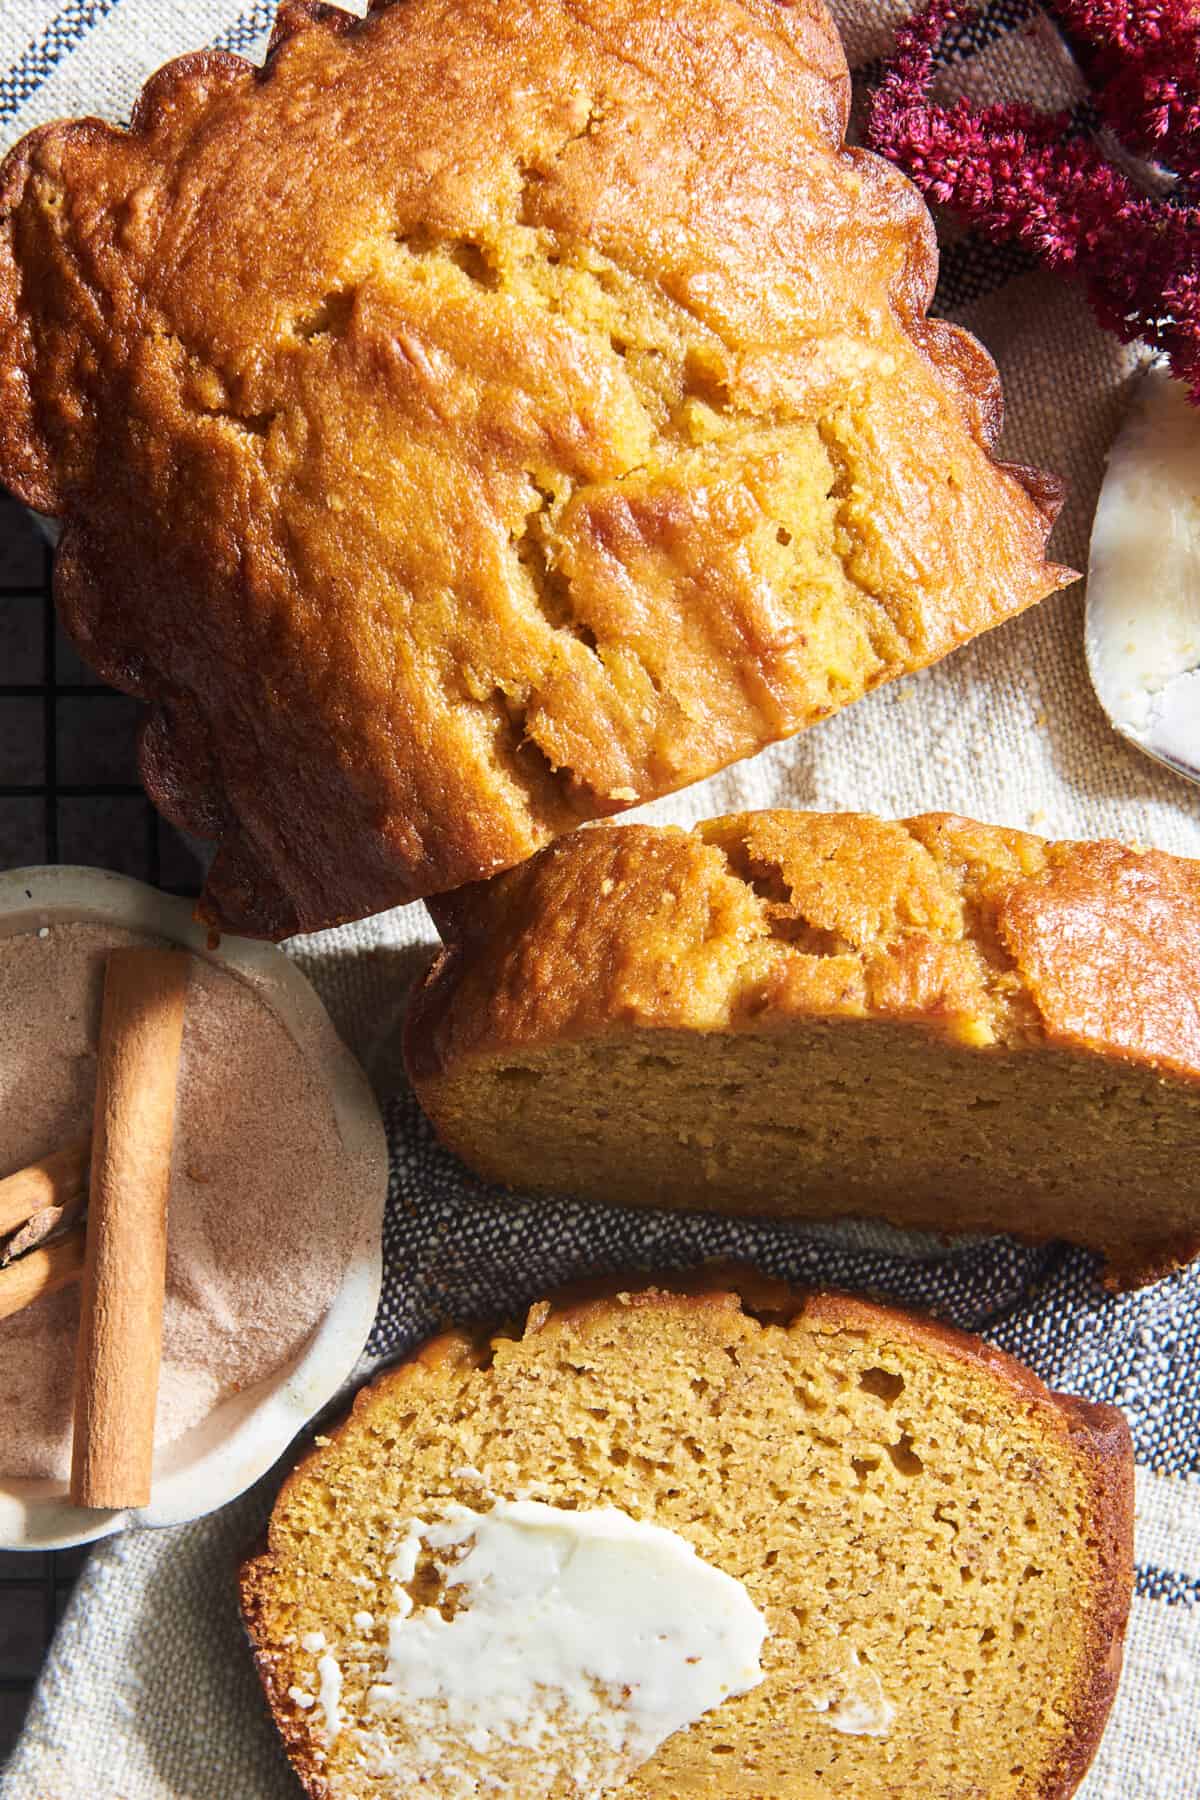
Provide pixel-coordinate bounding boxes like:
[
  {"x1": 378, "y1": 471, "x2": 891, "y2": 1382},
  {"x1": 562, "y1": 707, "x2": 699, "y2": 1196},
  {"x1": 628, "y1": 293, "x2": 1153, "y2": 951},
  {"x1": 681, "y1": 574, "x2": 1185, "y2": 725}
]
[{"x1": 0, "y1": 3, "x2": 1198, "y2": 1797}]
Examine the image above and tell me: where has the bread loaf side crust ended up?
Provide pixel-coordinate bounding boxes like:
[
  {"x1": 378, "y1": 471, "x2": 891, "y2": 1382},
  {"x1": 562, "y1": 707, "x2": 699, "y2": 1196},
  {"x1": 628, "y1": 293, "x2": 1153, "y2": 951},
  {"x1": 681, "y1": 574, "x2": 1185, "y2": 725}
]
[
  {"x1": 407, "y1": 810, "x2": 1200, "y2": 1282},
  {"x1": 0, "y1": 0, "x2": 1070, "y2": 937},
  {"x1": 240, "y1": 1277, "x2": 1133, "y2": 1800}
]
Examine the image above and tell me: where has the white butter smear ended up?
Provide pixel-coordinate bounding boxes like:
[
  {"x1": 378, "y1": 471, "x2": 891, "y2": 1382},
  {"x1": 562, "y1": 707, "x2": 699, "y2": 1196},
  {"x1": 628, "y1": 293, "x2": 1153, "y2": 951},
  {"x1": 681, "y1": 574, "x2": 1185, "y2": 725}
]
[
  {"x1": 809, "y1": 1646, "x2": 896, "y2": 1738},
  {"x1": 316, "y1": 1651, "x2": 343, "y2": 1743},
  {"x1": 335, "y1": 1498, "x2": 766, "y2": 1796}
]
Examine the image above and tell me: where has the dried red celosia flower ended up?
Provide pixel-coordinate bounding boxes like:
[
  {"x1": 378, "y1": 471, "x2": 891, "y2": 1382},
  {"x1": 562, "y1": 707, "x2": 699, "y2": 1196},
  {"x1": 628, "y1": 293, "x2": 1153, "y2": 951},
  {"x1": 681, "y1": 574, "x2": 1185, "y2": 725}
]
[
  {"x1": 866, "y1": 0, "x2": 1200, "y2": 400},
  {"x1": 1055, "y1": 0, "x2": 1200, "y2": 185}
]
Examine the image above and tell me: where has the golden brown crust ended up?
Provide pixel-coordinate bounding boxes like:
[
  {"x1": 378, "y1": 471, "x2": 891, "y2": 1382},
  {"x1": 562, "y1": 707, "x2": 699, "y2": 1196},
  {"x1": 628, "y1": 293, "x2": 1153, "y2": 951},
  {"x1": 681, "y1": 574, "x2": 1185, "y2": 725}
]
[
  {"x1": 1042, "y1": 1397, "x2": 1135, "y2": 1800},
  {"x1": 414, "y1": 809, "x2": 1200, "y2": 1077},
  {"x1": 997, "y1": 836, "x2": 1200, "y2": 1078},
  {"x1": 241, "y1": 1322, "x2": 495, "y2": 1800},
  {"x1": 240, "y1": 1276, "x2": 1133, "y2": 1800},
  {"x1": 407, "y1": 810, "x2": 1200, "y2": 1282},
  {"x1": 240, "y1": 1609, "x2": 329, "y2": 1800},
  {"x1": 0, "y1": 0, "x2": 1070, "y2": 937}
]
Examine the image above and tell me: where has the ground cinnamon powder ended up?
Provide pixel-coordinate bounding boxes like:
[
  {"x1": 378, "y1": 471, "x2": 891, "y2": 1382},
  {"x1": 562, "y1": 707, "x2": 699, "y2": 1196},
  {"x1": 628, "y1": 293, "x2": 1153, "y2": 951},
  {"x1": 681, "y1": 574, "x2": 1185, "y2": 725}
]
[{"x1": 0, "y1": 922, "x2": 359, "y2": 1481}]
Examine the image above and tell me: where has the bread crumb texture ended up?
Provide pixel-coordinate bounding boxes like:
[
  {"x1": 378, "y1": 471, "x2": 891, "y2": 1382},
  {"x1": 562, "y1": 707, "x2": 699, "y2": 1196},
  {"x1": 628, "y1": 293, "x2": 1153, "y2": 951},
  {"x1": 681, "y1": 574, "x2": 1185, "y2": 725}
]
[
  {"x1": 0, "y1": 0, "x2": 1070, "y2": 936},
  {"x1": 240, "y1": 1281, "x2": 1132, "y2": 1799},
  {"x1": 409, "y1": 811, "x2": 1200, "y2": 1285}
]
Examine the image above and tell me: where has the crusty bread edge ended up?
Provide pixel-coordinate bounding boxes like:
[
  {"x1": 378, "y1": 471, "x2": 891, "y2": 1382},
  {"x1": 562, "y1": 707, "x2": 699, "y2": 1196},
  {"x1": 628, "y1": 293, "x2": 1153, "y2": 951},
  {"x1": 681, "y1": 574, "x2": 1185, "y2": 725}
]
[
  {"x1": 1039, "y1": 1393, "x2": 1134, "y2": 1800},
  {"x1": 405, "y1": 812, "x2": 1200, "y2": 1288},
  {"x1": 239, "y1": 1272, "x2": 1133, "y2": 1800}
]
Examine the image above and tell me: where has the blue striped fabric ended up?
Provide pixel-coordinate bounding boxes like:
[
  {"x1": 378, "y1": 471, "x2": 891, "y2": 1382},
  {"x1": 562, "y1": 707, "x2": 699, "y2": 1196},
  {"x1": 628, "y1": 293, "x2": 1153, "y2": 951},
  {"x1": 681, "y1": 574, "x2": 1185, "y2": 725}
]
[
  {"x1": 937, "y1": 0, "x2": 1037, "y2": 60},
  {"x1": 212, "y1": 1, "x2": 280, "y2": 54},
  {"x1": 0, "y1": 0, "x2": 128, "y2": 125},
  {"x1": 1135, "y1": 1564, "x2": 1200, "y2": 1608},
  {"x1": 855, "y1": 0, "x2": 1037, "y2": 87}
]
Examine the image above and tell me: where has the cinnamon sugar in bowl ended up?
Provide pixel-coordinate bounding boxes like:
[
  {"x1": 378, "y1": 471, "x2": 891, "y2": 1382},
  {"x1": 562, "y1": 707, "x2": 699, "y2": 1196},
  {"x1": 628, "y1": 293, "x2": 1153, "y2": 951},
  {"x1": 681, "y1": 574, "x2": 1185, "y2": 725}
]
[{"x1": 0, "y1": 867, "x2": 388, "y2": 1550}]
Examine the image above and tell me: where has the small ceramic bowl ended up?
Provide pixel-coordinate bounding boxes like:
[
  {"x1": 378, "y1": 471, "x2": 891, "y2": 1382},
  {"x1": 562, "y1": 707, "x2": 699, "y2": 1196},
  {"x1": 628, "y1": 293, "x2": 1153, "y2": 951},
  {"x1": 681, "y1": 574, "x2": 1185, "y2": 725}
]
[{"x1": 0, "y1": 866, "x2": 388, "y2": 1551}]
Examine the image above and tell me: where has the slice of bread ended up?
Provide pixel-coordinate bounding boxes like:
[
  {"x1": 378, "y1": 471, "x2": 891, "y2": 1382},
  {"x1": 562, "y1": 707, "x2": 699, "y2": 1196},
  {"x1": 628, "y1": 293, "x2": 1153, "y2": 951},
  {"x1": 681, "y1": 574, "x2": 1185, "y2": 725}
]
[
  {"x1": 240, "y1": 1275, "x2": 1132, "y2": 1800},
  {"x1": 406, "y1": 810, "x2": 1200, "y2": 1287}
]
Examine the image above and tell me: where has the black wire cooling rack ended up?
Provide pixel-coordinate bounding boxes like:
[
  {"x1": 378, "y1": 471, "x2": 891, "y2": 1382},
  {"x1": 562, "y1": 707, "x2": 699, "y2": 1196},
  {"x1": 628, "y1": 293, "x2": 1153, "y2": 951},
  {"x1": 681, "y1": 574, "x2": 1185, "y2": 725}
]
[
  {"x1": 0, "y1": 1545, "x2": 92, "y2": 1755},
  {"x1": 0, "y1": 491, "x2": 205, "y2": 1761}
]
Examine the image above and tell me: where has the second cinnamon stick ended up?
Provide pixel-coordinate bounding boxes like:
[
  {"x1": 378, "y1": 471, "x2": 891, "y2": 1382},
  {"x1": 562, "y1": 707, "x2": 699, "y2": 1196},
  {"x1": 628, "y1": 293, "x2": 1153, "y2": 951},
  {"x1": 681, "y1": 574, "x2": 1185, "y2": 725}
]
[
  {"x1": 0, "y1": 1139, "x2": 89, "y2": 1239},
  {"x1": 0, "y1": 1227, "x2": 85, "y2": 1321},
  {"x1": 70, "y1": 949, "x2": 190, "y2": 1510}
]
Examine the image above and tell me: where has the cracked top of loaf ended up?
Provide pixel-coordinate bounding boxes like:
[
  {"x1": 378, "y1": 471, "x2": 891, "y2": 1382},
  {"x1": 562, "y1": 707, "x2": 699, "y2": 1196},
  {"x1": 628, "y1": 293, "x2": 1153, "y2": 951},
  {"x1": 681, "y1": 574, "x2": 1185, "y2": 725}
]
[
  {"x1": 415, "y1": 810, "x2": 1200, "y2": 1078},
  {"x1": 0, "y1": 0, "x2": 1071, "y2": 936}
]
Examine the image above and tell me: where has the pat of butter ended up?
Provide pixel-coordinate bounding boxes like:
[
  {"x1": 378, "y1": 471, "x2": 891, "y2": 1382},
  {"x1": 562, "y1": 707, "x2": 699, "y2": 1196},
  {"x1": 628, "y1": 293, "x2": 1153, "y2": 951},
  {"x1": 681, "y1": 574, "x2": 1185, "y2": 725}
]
[
  {"x1": 1086, "y1": 361, "x2": 1200, "y2": 782},
  {"x1": 350, "y1": 1498, "x2": 766, "y2": 1794}
]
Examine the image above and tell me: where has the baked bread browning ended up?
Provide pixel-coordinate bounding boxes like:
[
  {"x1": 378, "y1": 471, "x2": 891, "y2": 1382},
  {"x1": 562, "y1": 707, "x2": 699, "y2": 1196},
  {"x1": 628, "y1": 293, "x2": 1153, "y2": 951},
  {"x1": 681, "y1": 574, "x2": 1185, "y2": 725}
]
[
  {"x1": 407, "y1": 811, "x2": 1200, "y2": 1286},
  {"x1": 0, "y1": 0, "x2": 1071, "y2": 937},
  {"x1": 240, "y1": 1275, "x2": 1133, "y2": 1799}
]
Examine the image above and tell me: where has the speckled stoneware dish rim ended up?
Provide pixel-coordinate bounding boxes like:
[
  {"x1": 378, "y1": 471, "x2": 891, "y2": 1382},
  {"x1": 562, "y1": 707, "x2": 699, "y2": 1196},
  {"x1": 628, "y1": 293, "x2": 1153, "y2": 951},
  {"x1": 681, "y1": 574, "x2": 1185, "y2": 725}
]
[{"x1": 0, "y1": 864, "x2": 388, "y2": 1552}]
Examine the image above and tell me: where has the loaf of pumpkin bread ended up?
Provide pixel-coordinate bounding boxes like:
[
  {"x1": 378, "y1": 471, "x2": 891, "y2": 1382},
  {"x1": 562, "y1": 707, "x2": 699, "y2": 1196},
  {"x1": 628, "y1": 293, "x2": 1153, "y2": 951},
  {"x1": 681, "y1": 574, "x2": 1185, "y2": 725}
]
[
  {"x1": 407, "y1": 810, "x2": 1200, "y2": 1286},
  {"x1": 0, "y1": 0, "x2": 1070, "y2": 936},
  {"x1": 240, "y1": 1275, "x2": 1132, "y2": 1799}
]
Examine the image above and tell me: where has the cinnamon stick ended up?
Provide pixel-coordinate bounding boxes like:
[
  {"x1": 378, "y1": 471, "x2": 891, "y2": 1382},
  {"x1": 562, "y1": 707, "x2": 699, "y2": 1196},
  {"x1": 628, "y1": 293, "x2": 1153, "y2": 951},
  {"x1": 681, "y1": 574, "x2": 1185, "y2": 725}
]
[
  {"x1": 0, "y1": 1226, "x2": 85, "y2": 1321},
  {"x1": 0, "y1": 1139, "x2": 89, "y2": 1238},
  {"x1": 70, "y1": 949, "x2": 190, "y2": 1511}
]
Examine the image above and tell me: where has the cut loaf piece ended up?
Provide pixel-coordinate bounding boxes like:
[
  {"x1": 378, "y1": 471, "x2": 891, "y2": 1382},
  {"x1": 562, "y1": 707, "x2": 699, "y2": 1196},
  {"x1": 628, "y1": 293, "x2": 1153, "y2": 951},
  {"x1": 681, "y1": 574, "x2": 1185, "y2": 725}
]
[
  {"x1": 0, "y1": 0, "x2": 1070, "y2": 937},
  {"x1": 240, "y1": 1275, "x2": 1133, "y2": 1800},
  {"x1": 406, "y1": 810, "x2": 1200, "y2": 1286}
]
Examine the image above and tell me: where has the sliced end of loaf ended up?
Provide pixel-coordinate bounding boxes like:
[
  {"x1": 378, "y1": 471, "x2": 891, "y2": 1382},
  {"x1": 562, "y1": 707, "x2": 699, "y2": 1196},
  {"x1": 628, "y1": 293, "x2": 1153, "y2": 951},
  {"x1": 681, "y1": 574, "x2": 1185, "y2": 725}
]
[
  {"x1": 408, "y1": 811, "x2": 1200, "y2": 1285},
  {"x1": 240, "y1": 1279, "x2": 1132, "y2": 1800}
]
